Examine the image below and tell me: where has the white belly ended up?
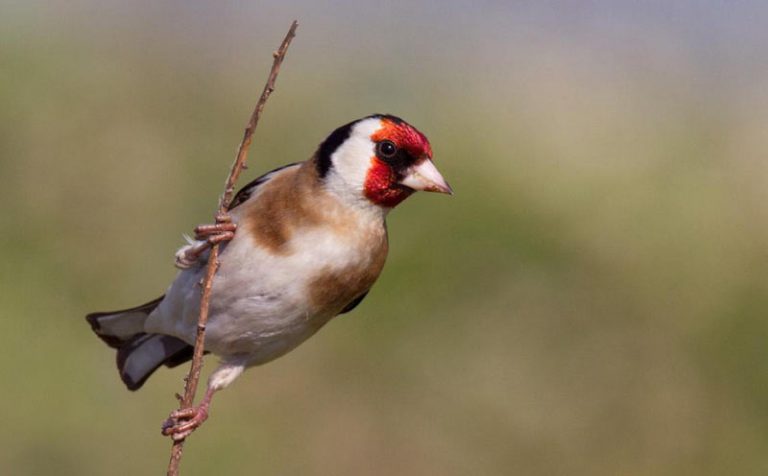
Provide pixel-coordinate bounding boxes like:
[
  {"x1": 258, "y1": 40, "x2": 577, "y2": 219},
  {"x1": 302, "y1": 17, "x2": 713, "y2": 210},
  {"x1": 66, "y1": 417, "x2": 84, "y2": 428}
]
[{"x1": 145, "y1": 221, "x2": 378, "y2": 365}]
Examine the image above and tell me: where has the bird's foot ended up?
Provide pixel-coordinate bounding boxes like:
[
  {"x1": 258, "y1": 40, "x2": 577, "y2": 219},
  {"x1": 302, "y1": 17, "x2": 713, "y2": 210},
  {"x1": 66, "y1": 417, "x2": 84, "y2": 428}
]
[
  {"x1": 174, "y1": 242, "x2": 208, "y2": 269},
  {"x1": 193, "y1": 212, "x2": 237, "y2": 241},
  {"x1": 174, "y1": 213, "x2": 237, "y2": 269},
  {"x1": 161, "y1": 394, "x2": 213, "y2": 441}
]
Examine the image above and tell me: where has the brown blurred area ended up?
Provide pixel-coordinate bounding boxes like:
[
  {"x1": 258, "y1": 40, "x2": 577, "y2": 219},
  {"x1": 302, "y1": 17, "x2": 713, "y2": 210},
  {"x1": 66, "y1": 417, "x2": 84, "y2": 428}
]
[{"x1": 3, "y1": 1, "x2": 768, "y2": 474}]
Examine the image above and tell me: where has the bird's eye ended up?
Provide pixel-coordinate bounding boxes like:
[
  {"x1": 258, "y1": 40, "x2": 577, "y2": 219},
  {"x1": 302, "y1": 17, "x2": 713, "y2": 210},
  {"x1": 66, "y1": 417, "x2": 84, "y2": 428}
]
[{"x1": 377, "y1": 140, "x2": 398, "y2": 159}]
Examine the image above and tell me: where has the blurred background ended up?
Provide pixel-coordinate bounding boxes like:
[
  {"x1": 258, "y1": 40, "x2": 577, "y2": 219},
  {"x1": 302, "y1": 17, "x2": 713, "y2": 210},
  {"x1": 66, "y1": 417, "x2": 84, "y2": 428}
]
[{"x1": 3, "y1": 1, "x2": 768, "y2": 474}]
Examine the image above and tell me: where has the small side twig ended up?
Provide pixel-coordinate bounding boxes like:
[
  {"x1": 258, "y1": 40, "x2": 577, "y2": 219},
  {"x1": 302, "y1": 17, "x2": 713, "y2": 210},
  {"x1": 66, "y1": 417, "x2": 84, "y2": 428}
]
[{"x1": 166, "y1": 20, "x2": 299, "y2": 476}]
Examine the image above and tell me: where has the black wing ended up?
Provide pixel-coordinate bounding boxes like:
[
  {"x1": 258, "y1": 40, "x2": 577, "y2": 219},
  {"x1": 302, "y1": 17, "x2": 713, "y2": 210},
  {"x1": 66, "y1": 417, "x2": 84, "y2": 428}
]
[
  {"x1": 228, "y1": 162, "x2": 301, "y2": 210},
  {"x1": 339, "y1": 291, "x2": 370, "y2": 315}
]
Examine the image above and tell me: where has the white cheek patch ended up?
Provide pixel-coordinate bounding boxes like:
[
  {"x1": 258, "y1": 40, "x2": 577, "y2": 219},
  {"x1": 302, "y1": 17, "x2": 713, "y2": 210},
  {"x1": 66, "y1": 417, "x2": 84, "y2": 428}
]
[{"x1": 324, "y1": 118, "x2": 382, "y2": 205}]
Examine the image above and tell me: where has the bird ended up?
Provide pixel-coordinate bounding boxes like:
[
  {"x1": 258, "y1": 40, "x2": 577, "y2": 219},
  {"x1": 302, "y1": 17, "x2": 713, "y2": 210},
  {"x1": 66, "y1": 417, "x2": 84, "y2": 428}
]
[{"x1": 85, "y1": 114, "x2": 452, "y2": 439}]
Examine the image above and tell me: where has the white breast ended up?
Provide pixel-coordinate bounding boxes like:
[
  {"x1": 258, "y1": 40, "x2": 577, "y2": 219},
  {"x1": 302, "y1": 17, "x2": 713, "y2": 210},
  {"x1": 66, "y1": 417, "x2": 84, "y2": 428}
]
[{"x1": 145, "y1": 211, "x2": 379, "y2": 365}]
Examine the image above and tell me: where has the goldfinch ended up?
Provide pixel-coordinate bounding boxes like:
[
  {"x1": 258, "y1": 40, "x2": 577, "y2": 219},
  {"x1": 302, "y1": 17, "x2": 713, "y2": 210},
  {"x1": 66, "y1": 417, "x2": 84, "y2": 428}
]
[{"x1": 86, "y1": 114, "x2": 451, "y2": 438}]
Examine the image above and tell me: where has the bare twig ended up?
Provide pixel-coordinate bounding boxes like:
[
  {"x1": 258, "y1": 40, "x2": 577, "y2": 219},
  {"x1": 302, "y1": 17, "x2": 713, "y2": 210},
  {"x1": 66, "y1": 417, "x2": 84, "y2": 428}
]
[{"x1": 166, "y1": 20, "x2": 299, "y2": 476}]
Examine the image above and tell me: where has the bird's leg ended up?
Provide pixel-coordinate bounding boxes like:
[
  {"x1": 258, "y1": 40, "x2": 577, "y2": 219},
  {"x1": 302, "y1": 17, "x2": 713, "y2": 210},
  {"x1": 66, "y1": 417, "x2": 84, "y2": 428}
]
[
  {"x1": 161, "y1": 361, "x2": 245, "y2": 440},
  {"x1": 161, "y1": 386, "x2": 217, "y2": 441},
  {"x1": 175, "y1": 212, "x2": 237, "y2": 269}
]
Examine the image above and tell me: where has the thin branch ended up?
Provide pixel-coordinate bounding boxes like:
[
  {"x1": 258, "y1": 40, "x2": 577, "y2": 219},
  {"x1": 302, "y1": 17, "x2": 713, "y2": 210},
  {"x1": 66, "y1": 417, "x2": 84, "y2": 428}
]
[{"x1": 166, "y1": 20, "x2": 299, "y2": 476}]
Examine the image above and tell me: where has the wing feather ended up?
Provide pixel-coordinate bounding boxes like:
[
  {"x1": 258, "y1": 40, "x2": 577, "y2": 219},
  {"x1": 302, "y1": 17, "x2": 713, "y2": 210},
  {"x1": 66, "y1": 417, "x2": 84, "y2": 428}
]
[{"x1": 228, "y1": 162, "x2": 301, "y2": 210}]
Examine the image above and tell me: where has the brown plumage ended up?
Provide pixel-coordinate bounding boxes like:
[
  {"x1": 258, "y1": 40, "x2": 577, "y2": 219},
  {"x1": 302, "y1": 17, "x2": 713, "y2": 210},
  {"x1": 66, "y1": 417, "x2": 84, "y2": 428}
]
[
  {"x1": 307, "y1": 237, "x2": 388, "y2": 316},
  {"x1": 241, "y1": 161, "x2": 365, "y2": 254}
]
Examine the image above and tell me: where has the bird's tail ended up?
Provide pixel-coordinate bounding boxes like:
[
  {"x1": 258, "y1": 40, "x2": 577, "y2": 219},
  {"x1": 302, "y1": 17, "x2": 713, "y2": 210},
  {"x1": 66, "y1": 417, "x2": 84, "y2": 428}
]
[{"x1": 86, "y1": 296, "x2": 193, "y2": 391}]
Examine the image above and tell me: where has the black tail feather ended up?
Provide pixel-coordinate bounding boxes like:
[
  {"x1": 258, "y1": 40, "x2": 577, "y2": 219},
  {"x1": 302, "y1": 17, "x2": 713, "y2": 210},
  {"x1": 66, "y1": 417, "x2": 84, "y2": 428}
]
[
  {"x1": 86, "y1": 296, "x2": 165, "y2": 348},
  {"x1": 116, "y1": 334, "x2": 193, "y2": 391},
  {"x1": 86, "y1": 295, "x2": 194, "y2": 390}
]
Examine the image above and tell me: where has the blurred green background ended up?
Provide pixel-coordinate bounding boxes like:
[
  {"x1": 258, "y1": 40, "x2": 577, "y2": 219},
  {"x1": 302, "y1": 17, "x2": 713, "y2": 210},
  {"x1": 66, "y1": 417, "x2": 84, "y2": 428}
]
[{"x1": 3, "y1": 1, "x2": 768, "y2": 474}]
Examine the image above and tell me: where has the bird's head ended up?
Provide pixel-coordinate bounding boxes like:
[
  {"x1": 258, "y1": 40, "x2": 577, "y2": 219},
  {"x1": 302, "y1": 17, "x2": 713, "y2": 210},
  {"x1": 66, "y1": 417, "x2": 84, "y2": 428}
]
[{"x1": 315, "y1": 114, "x2": 452, "y2": 209}]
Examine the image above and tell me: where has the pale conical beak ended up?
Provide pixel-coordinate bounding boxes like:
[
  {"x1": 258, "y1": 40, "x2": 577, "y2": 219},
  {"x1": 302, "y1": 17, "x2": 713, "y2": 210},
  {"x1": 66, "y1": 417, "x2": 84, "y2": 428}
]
[{"x1": 399, "y1": 159, "x2": 453, "y2": 195}]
